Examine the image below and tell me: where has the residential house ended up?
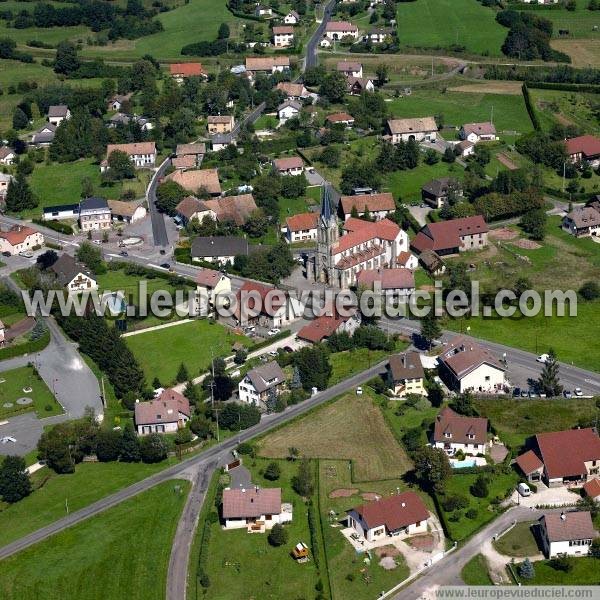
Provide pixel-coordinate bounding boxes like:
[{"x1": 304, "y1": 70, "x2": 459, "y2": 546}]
[
  {"x1": 222, "y1": 487, "x2": 292, "y2": 531},
  {"x1": 325, "y1": 21, "x2": 359, "y2": 40},
  {"x1": 172, "y1": 155, "x2": 198, "y2": 170},
  {"x1": 437, "y1": 336, "x2": 506, "y2": 393},
  {"x1": 275, "y1": 82, "x2": 309, "y2": 99},
  {"x1": 107, "y1": 199, "x2": 147, "y2": 224},
  {"x1": 326, "y1": 112, "x2": 355, "y2": 127},
  {"x1": 235, "y1": 281, "x2": 304, "y2": 328},
  {"x1": 191, "y1": 236, "x2": 249, "y2": 266},
  {"x1": 0, "y1": 173, "x2": 13, "y2": 201},
  {"x1": 207, "y1": 115, "x2": 235, "y2": 135},
  {"x1": 347, "y1": 77, "x2": 375, "y2": 95},
  {"x1": 455, "y1": 140, "x2": 475, "y2": 158},
  {"x1": 566, "y1": 135, "x2": 600, "y2": 167},
  {"x1": 245, "y1": 56, "x2": 290, "y2": 80},
  {"x1": 175, "y1": 196, "x2": 216, "y2": 226},
  {"x1": 31, "y1": 123, "x2": 57, "y2": 146},
  {"x1": 562, "y1": 206, "x2": 600, "y2": 238},
  {"x1": 365, "y1": 27, "x2": 393, "y2": 44},
  {"x1": 101, "y1": 142, "x2": 157, "y2": 172},
  {"x1": 273, "y1": 156, "x2": 304, "y2": 176},
  {"x1": 47, "y1": 105, "x2": 70, "y2": 127},
  {"x1": 515, "y1": 428, "x2": 600, "y2": 487},
  {"x1": 460, "y1": 122, "x2": 497, "y2": 143},
  {"x1": 0, "y1": 226, "x2": 43, "y2": 256},
  {"x1": 356, "y1": 268, "x2": 415, "y2": 298},
  {"x1": 0, "y1": 320, "x2": 4, "y2": 345},
  {"x1": 282, "y1": 211, "x2": 319, "y2": 243},
  {"x1": 337, "y1": 61, "x2": 363, "y2": 78},
  {"x1": 411, "y1": 215, "x2": 489, "y2": 256},
  {"x1": 421, "y1": 177, "x2": 462, "y2": 209},
  {"x1": 0, "y1": 147, "x2": 16, "y2": 165},
  {"x1": 338, "y1": 192, "x2": 395, "y2": 221},
  {"x1": 284, "y1": 10, "x2": 299, "y2": 24},
  {"x1": 50, "y1": 254, "x2": 97, "y2": 293},
  {"x1": 346, "y1": 491, "x2": 429, "y2": 542},
  {"x1": 239, "y1": 361, "x2": 286, "y2": 409},
  {"x1": 134, "y1": 388, "x2": 191, "y2": 435},
  {"x1": 273, "y1": 25, "x2": 295, "y2": 47},
  {"x1": 203, "y1": 194, "x2": 258, "y2": 226},
  {"x1": 254, "y1": 4, "x2": 273, "y2": 17},
  {"x1": 277, "y1": 99, "x2": 301, "y2": 124},
  {"x1": 196, "y1": 268, "x2": 231, "y2": 316},
  {"x1": 419, "y1": 249, "x2": 445, "y2": 275},
  {"x1": 107, "y1": 93, "x2": 132, "y2": 112},
  {"x1": 169, "y1": 62, "x2": 206, "y2": 83},
  {"x1": 210, "y1": 133, "x2": 235, "y2": 152},
  {"x1": 386, "y1": 351, "x2": 426, "y2": 397},
  {"x1": 297, "y1": 312, "x2": 361, "y2": 344},
  {"x1": 396, "y1": 250, "x2": 419, "y2": 270},
  {"x1": 175, "y1": 143, "x2": 206, "y2": 167},
  {"x1": 166, "y1": 168, "x2": 222, "y2": 196},
  {"x1": 387, "y1": 117, "x2": 438, "y2": 143},
  {"x1": 538, "y1": 512, "x2": 597, "y2": 558},
  {"x1": 42, "y1": 203, "x2": 79, "y2": 222},
  {"x1": 79, "y1": 196, "x2": 111, "y2": 231},
  {"x1": 432, "y1": 406, "x2": 489, "y2": 456},
  {"x1": 583, "y1": 478, "x2": 600, "y2": 503}
]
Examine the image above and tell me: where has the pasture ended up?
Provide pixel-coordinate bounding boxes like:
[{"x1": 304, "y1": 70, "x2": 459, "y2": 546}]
[{"x1": 530, "y1": 88, "x2": 600, "y2": 135}]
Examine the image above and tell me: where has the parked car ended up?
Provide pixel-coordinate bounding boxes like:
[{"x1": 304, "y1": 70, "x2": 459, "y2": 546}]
[
  {"x1": 520, "y1": 389, "x2": 528, "y2": 398},
  {"x1": 159, "y1": 249, "x2": 166, "y2": 255},
  {"x1": 528, "y1": 389, "x2": 538, "y2": 398},
  {"x1": 0, "y1": 436, "x2": 16, "y2": 444},
  {"x1": 512, "y1": 387, "x2": 521, "y2": 398},
  {"x1": 268, "y1": 350, "x2": 278, "y2": 357},
  {"x1": 267, "y1": 328, "x2": 281, "y2": 337},
  {"x1": 539, "y1": 391, "x2": 547, "y2": 398},
  {"x1": 244, "y1": 326, "x2": 256, "y2": 334},
  {"x1": 119, "y1": 250, "x2": 128, "y2": 257},
  {"x1": 574, "y1": 387, "x2": 583, "y2": 397},
  {"x1": 563, "y1": 390, "x2": 572, "y2": 399},
  {"x1": 1, "y1": 251, "x2": 10, "y2": 257},
  {"x1": 19, "y1": 250, "x2": 34, "y2": 258},
  {"x1": 517, "y1": 482, "x2": 531, "y2": 497},
  {"x1": 356, "y1": 386, "x2": 363, "y2": 396},
  {"x1": 160, "y1": 263, "x2": 171, "y2": 270},
  {"x1": 536, "y1": 354, "x2": 550, "y2": 363}
]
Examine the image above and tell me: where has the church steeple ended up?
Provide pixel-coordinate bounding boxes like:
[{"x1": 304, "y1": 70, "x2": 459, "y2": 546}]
[
  {"x1": 315, "y1": 183, "x2": 338, "y2": 284},
  {"x1": 320, "y1": 183, "x2": 334, "y2": 223}
]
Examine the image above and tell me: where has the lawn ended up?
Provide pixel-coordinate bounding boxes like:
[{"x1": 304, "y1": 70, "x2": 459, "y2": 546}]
[
  {"x1": 386, "y1": 88, "x2": 533, "y2": 134},
  {"x1": 493, "y1": 521, "x2": 540, "y2": 557},
  {"x1": 0, "y1": 365, "x2": 62, "y2": 419},
  {"x1": 516, "y1": 557, "x2": 600, "y2": 585},
  {"x1": 438, "y1": 472, "x2": 518, "y2": 541},
  {"x1": 125, "y1": 318, "x2": 251, "y2": 384},
  {"x1": 380, "y1": 400, "x2": 439, "y2": 449},
  {"x1": 525, "y1": 0, "x2": 600, "y2": 39},
  {"x1": 395, "y1": 0, "x2": 507, "y2": 56},
  {"x1": 0, "y1": 460, "x2": 183, "y2": 546},
  {"x1": 257, "y1": 392, "x2": 412, "y2": 482},
  {"x1": 0, "y1": 480, "x2": 189, "y2": 600},
  {"x1": 200, "y1": 458, "x2": 321, "y2": 600},
  {"x1": 472, "y1": 398, "x2": 598, "y2": 450},
  {"x1": 461, "y1": 554, "x2": 494, "y2": 585}
]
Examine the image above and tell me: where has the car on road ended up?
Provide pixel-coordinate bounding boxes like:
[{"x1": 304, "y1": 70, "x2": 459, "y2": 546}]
[
  {"x1": 267, "y1": 328, "x2": 280, "y2": 337},
  {"x1": 536, "y1": 353, "x2": 550, "y2": 363},
  {"x1": 512, "y1": 387, "x2": 521, "y2": 398},
  {"x1": 19, "y1": 250, "x2": 34, "y2": 258},
  {"x1": 1, "y1": 436, "x2": 16, "y2": 444},
  {"x1": 159, "y1": 263, "x2": 171, "y2": 270},
  {"x1": 1, "y1": 251, "x2": 11, "y2": 257},
  {"x1": 356, "y1": 386, "x2": 363, "y2": 395},
  {"x1": 574, "y1": 387, "x2": 583, "y2": 396},
  {"x1": 268, "y1": 350, "x2": 278, "y2": 357},
  {"x1": 119, "y1": 250, "x2": 128, "y2": 257},
  {"x1": 563, "y1": 390, "x2": 572, "y2": 399},
  {"x1": 520, "y1": 389, "x2": 528, "y2": 398}
]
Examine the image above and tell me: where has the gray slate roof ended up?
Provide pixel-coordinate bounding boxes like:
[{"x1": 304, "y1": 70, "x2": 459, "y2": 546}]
[
  {"x1": 79, "y1": 197, "x2": 109, "y2": 212},
  {"x1": 50, "y1": 254, "x2": 95, "y2": 287},
  {"x1": 191, "y1": 236, "x2": 249, "y2": 258},
  {"x1": 245, "y1": 361, "x2": 285, "y2": 393}
]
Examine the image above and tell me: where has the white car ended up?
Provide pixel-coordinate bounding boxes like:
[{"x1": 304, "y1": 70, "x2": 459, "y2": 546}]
[
  {"x1": 19, "y1": 250, "x2": 34, "y2": 258},
  {"x1": 356, "y1": 386, "x2": 363, "y2": 395},
  {"x1": 536, "y1": 354, "x2": 550, "y2": 363},
  {"x1": 267, "y1": 328, "x2": 280, "y2": 337},
  {"x1": 574, "y1": 387, "x2": 583, "y2": 397},
  {"x1": 1, "y1": 436, "x2": 16, "y2": 444}
]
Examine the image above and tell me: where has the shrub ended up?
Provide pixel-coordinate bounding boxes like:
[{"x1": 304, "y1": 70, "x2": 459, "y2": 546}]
[
  {"x1": 267, "y1": 523, "x2": 288, "y2": 547},
  {"x1": 470, "y1": 474, "x2": 489, "y2": 498},
  {"x1": 236, "y1": 442, "x2": 255, "y2": 456},
  {"x1": 442, "y1": 494, "x2": 469, "y2": 512},
  {"x1": 465, "y1": 508, "x2": 478, "y2": 519},
  {"x1": 263, "y1": 461, "x2": 281, "y2": 481},
  {"x1": 549, "y1": 555, "x2": 572, "y2": 573}
]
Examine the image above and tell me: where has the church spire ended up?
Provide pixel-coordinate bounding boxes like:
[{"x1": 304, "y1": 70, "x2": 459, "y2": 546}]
[{"x1": 320, "y1": 183, "x2": 333, "y2": 222}]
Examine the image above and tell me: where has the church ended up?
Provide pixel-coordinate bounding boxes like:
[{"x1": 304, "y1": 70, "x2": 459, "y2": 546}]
[{"x1": 311, "y1": 186, "x2": 409, "y2": 288}]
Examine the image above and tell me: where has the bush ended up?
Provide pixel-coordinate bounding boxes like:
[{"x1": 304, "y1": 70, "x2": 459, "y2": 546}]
[
  {"x1": 236, "y1": 442, "x2": 255, "y2": 456},
  {"x1": 267, "y1": 523, "x2": 288, "y2": 547},
  {"x1": 470, "y1": 475, "x2": 489, "y2": 498},
  {"x1": 442, "y1": 494, "x2": 469, "y2": 512},
  {"x1": 579, "y1": 280, "x2": 600, "y2": 301},
  {"x1": 263, "y1": 461, "x2": 281, "y2": 481},
  {"x1": 32, "y1": 217, "x2": 73, "y2": 235},
  {"x1": 549, "y1": 555, "x2": 572, "y2": 572},
  {"x1": 465, "y1": 508, "x2": 478, "y2": 519}
]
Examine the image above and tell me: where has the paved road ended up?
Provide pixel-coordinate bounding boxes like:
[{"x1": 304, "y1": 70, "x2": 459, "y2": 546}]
[
  {"x1": 304, "y1": 0, "x2": 336, "y2": 69},
  {"x1": 0, "y1": 358, "x2": 385, "y2": 562},
  {"x1": 146, "y1": 159, "x2": 171, "y2": 248}
]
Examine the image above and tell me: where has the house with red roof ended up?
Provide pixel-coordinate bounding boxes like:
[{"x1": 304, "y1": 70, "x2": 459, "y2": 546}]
[
  {"x1": 195, "y1": 268, "x2": 231, "y2": 316},
  {"x1": 134, "y1": 388, "x2": 190, "y2": 435},
  {"x1": 272, "y1": 25, "x2": 295, "y2": 47},
  {"x1": 346, "y1": 491, "x2": 430, "y2": 542},
  {"x1": 566, "y1": 135, "x2": 600, "y2": 167},
  {"x1": 282, "y1": 212, "x2": 319, "y2": 243},
  {"x1": 538, "y1": 511, "x2": 597, "y2": 558},
  {"x1": 338, "y1": 193, "x2": 395, "y2": 221},
  {"x1": 0, "y1": 226, "x2": 44, "y2": 256},
  {"x1": 169, "y1": 62, "x2": 207, "y2": 83},
  {"x1": 273, "y1": 156, "x2": 304, "y2": 176},
  {"x1": 222, "y1": 486, "x2": 292, "y2": 531},
  {"x1": 326, "y1": 112, "x2": 355, "y2": 127},
  {"x1": 583, "y1": 478, "x2": 600, "y2": 502},
  {"x1": 515, "y1": 428, "x2": 600, "y2": 487},
  {"x1": 459, "y1": 122, "x2": 497, "y2": 143},
  {"x1": 410, "y1": 216, "x2": 488, "y2": 256},
  {"x1": 324, "y1": 21, "x2": 359, "y2": 40},
  {"x1": 297, "y1": 311, "x2": 361, "y2": 344},
  {"x1": 336, "y1": 60, "x2": 363, "y2": 78},
  {"x1": 235, "y1": 281, "x2": 304, "y2": 328},
  {"x1": 356, "y1": 267, "x2": 415, "y2": 297},
  {"x1": 432, "y1": 407, "x2": 489, "y2": 456}
]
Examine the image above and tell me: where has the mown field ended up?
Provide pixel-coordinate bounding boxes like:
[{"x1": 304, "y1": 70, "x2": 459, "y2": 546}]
[
  {"x1": 0, "y1": 480, "x2": 189, "y2": 600},
  {"x1": 530, "y1": 88, "x2": 600, "y2": 135},
  {"x1": 395, "y1": 0, "x2": 507, "y2": 56}
]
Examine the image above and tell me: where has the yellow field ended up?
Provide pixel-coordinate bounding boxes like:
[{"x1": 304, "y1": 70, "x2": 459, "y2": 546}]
[
  {"x1": 551, "y1": 39, "x2": 600, "y2": 67},
  {"x1": 448, "y1": 81, "x2": 523, "y2": 95}
]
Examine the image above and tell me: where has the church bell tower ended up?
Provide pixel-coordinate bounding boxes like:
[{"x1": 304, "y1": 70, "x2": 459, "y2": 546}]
[{"x1": 315, "y1": 184, "x2": 338, "y2": 284}]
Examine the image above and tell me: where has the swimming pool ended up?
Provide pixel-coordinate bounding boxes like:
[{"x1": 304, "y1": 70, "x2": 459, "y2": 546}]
[{"x1": 451, "y1": 459, "x2": 476, "y2": 469}]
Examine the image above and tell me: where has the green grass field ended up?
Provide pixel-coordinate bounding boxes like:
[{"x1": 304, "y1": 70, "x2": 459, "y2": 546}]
[
  {"x1": 522, "y1": 0, "x2": 600, "y2": 39},
  {"x1": 530, "y1": 88, "x2": 600, "y2": 135},
  {"x1": 396, "y1": 0, "x2": 507, "y2": 56},
  {"x1": 387, "y1": 89, "x2": 533, "y2": 134},
  {"x1": 125, "y1": 318, "x2": 250, "y2": 384},
  {"x1": 460, "y1": 554, "x2": 494, "y2": 585},
  {"x1": 0, "y1": 480, "x2": 189, "y2": 600},
  {"x1": 517, "y1": 557, "x2": 600, "y2": 585},
  {"x1": 0, "y1": 365, "x2": 62, "y2": 419},
  {"x1": 493, "y1": 521, "x2": 540, "y2": 557}
]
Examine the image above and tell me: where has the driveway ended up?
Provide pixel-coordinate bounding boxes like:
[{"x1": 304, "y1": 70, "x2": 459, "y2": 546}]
[
  {"x1": 408, "y1": 205, "x2": 431, "y2": 227},
  {"x1": 228, "y1": 464, "x2": 252, "y2": 490},
  {"x1": 508, "y1": 483, "x2": 580, "y2": 508}
]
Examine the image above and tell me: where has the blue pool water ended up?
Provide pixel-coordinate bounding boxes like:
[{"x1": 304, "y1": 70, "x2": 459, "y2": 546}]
[{"x1": 452, "y1": 459, "x2": 476, "y2": 469}]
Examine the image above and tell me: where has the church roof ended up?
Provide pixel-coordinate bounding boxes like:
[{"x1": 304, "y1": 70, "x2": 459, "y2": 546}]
[{"x1": 320, "y1": 184, "x2": 334, "y2": 222}]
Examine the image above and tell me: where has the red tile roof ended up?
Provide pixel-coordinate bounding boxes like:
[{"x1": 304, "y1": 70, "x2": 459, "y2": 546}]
[
  {"x1": 167, "y1": 168, "x2": 222, "y2": 196},
  {"x1": 356, "y1": 268, "x2": 415, "y2": 290},
  {"x1": 565, "y1": 135, "x2": 600, "y2": 159},
  {"x1": 335, "y1": 218, "x2": 400, "y2": 254},
  {"x1": 286, "y1": 212, "x2": 318, "y2": 232},
  {"x1": 348, "y1": 491, "x2": 429, "y2": 531},
  {"x1": 196, "y1": 268, "x2": 222, "y2": 288},
  {"x1": 326, "y1": 21, "x2": 358, "y2": 32},
  {"x1": 204, "y1": 194, "x2": 257, "y2": 226},
  {"x1": 340, "y1": 193, "x2": 395, "y2": 216},
  {"x1": 433, "y1": 406, "x2": 488, "y2": 446},
  {"x1": 235, "y1": 281, "x2": 287, "y2": 320},
  {"x1": 541, "y1": 511, "x2": 596, "y2": 542},
  {"x1": 246, "y1": 56, "x2": 290, "y2": 71},
  {"x1": 134, "y1": 388, "x2": 190, "y2": 426},
  {"x1": 516, "y1": 450, "x2": 544, "y2": 476},
  {"x1": 411, "y1": 216, "x2": 488, "y2": 254},
  {"x1": 336, "y1": 61, "x2": 362, "y2": 72},
  {"x1": 106, "y1": 142, "x2": 156, "y2": 159},
  {"x1": 169, "y1": 63, "x2": 205, "y2": 77},
  {"x1": 273, "y1": 156, "x2": 304, "y2": 171},
  {"x1": 583, "y1": 478, "x2": 600, "y2": 499},
  {"x1": 462, "y1": 122, "x2": 496, "y2": 136},
  {"x1": 297, "y1": 314, "x2": 346, "y2": 343},
  {"x1": 222, "y1": 487, "x2": 282, "y2": 519},
  {"x1": 326, "y1": 112, "x2": 355, "y2": 124},
  {"x1": 0, "y1": 226, "x2": 40, "y2": 246},
  {"x1": 273, "y1": 25, "x2": 294, "y2": 34},
  {"x1": 176, "y1": 196, "x2": 211, "y2": 220},
  {"x1": 536, "y1": 428, "x2": 600, "y2": 480}
]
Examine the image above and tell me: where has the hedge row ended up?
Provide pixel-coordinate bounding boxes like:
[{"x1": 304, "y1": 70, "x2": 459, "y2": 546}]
[
  {"x1": 32, "y1": 218, "x2": 74, "y2": 235},
  {"x1": 521, "y1": 83, "x2": 541, "y2": 131},
  {"x1": 527, "y1": 81, "x2": 600, "y2": 93},
  {"x1": 0, "y1": 329, "x2": 50, "y2": 360}
]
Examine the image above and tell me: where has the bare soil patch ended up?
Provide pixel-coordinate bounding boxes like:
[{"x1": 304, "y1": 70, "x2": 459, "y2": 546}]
[
  {"x1": 374, "y1": 545, "x2": 401, "y2": 558},
  {"x1": 379, "y1": 556, "x2": 399, "y2": 570},
  {"x1": 406, "y1": 534, "x2": 435, "y2": 552},
  {"x1": 554, "y1": 113, "x2": 575, "y2": 127},
  {"x1": 551, "y1": 39, "x2": 600, "y2": 68},
  {"x1": 329, "y1": 488, "x2": 358, "y2": 498},
  {"x1": 496, "y1": 153, "x2": 518, "y2": 171},
  {"x1": 511, "y1": 239, "x2": 542, "y2": 250},
  {"x1": 448, "y1": 81, "x2": 522, "y2": 95},
  {"x1": 489, "y1": 227, "x2": 518, "y2": 241},
  {"x1": 361, "y1": 492, "x2": 381, "y2": 501}
]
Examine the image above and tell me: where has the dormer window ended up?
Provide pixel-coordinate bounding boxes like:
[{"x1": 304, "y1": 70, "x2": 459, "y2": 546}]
[
  {"x1": 467, "y1": 433, "x2": 474, "y2": 439},
  {"x1": 444, "y1": 432, "x2": 452, "y2": 439}
]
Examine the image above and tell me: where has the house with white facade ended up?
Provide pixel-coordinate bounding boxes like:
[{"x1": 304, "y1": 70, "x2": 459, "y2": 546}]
[
  {"x1": 411, "y1": 216, "x2": 489, "y2": 256},
  {"x1": 460, "y1": 122, "x2": 497, "y2": 143},
  {"x1": 273, "y1": 156, "x2": 304, "y2": 176},
  {"x1": 134, "y1": 388, "x2": 190, "y2": 435},
  {"x1": 176, "y1": 196, "x2": 217, "y2": 226},
  {"x1": 101, "y1": 142, "x2": 156, "y2": 172},
  {"x1": 324, "y1": 21, "x2": 359, "y2": 40},
  {"x1": 50, "y1": 254, "x2": 98, "y2": 294},
  {"x1": 277, "y1": 99, "x2": 301, "y2": 124},
  {"x1": 0, "y1": 147, "x2": 16, "y2": 165},
  {"x1": 238, "y1": 361, "x2": 286, "y2": 409},
  {"x1": 42, "y1": 204, "x2": 79, "y2": 222},
  {"x1": 191, "y1": 236, "x2": 249, "y2": 266},
  {"x1": 207, "y1": 115, "x2": 235, "y2": 135},
  {"x1": 297, "y1": 312, "x2": 361, "y2": 345},
  {"x1": 386, "y1": 351, "x2": 426, "y2": 397},
  {"x1": 565, "y1": 135, "x2": 600, "y2": 167},
  {"x1": 0, "y1": 226, "x2": 43, "y2": 255},
  {"x1": 196, "y1": 268, "x2": 231, "y2": 316},
  {"x1": 538, "y1": 512, "x2": 597, "y2": 558},
  {"x1": 432, "y1": 406, "x2": 489, "y2": 456},
  {"x1": 282, "y1": 211, "x2": 319, "y2": 243},
  {"x1": 0, "y1": 173, "x2": 13, "y2": 202},
  {"x1": 346, "y1": 491, "x2": 430, "y2": 542},
  {"x1": 254, "y1": 4, "x2": 273, "y2": 17},
  {"x1": 284, "y1": 10, "x2": 299, "y2": 24},
  {"x1": 273, "y1": 25, "x2": 295, "y2": 47},
  {"x1": 387, "y1": 117, "x2": 438, "y2": 144},
  {"x1": 107, "y1": 199, "x2": 147, "y2": 224},
  {"x1": 235, "y1": 281, "x2": 304, "y2": 328},
  {"x1": 562, "y1": 206, "x2": 600, "y2": 238},
  {"x1": 436, "y1": 336, "x2": 506, "y2": 393},
  {"x1": 275, "y1": 82, "x2": 309, "y2": 100},
  {"x1": 47, "y1": 105, "x2": 71, "y2": 127},
  {"x1": 356, "y1": 268, "x2": 415, "y2": 298},
  {"x1": 245, "y1": 56, "x2": 290, "y2": 81},
  {"x1": 222, "y1": 487, "x2": 292, "y2": 532},
  {"x1": 79, "y1": 197, "x2": 112, "y2": 231},
  {"x1": 337, "y1": 60, "x2": 363, "y2": 78},
  {"x1": 347, "y1": 77, "x2": 375, "y2": 95},
  {"x1": 338, "y1": 192, "x2": 395, "y2": 221}
]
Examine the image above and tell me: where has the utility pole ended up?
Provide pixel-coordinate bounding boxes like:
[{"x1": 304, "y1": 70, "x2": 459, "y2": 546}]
[{"x1": 210, "y1": 350, "x2": 220, "y2": 442}]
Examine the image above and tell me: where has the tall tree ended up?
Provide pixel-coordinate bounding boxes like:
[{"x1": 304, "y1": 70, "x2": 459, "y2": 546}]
[
  {"x1": 5, "y1": 173, "x2": 38, "y2": 212},
  {"x1": 0, "y1": 455, "x2": 32, "y2": 503},
  {"x1": 412, "y1": 446, "x2": 452, "y2": 492},
  {"x1": 119, "y1": 422, "x2": 141, "y2": 462},
  {"x1": 421, "y1": 310, "x2": 441, "y2": 348},
  {"x1": 54, "y1": 41, "x2": 80, "y2": 75},
  {"x1": 538, "y1": 348, "x2": 562, "y2": 397}
]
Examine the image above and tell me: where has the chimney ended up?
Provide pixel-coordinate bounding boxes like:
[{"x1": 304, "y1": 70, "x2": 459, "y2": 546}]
[
  {"x1": 560, "y1": 512, "x2": 566, "y2": 521},
  {"x1": 401, "y1": 502, "x2": 406, "y2": 508},
  {"x1": 135, "y1": 399, "x2": 140, "y2": 403},
  {"x1": 241, "y1": 488, "x2": 246, "y2": 493}
]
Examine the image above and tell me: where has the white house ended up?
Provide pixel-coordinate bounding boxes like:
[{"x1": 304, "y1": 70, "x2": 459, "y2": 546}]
[
  {"x1": 275, "y1": 82, "x2": 310, "y2": 100},
  {"x1": 191, "y1": 236, "x2": 249, "y2": 266},
  {"x1": 277, "y1": 99, "x2": 301, "y2": 124},
  {"x1": 432, "y1": 406, "x2": 489, "y2": 456},
  {"x1": 31, "y1": 123, "x2": 57, "y2": 146},
  {"x1": 47, "y1": 105, "x2": 71, "y2": 127},
  {"x1": 50, "y1": 254, "x2": 98, "y2": 294},
  {"x1": 455, "y1": 140, "x2": 475, "y2": 158},
  {"x1": 108, "y1": 199, "x2": 147, "y2": 224},
  {"x1": 101, "y1": 142, "x2": 156, "y2": 172},
  {"x1": 238, "y1": 361, "x2": 286, "y2": 409},
  {"x1": 245, "y1": 56, "x2": 290, "y2": 80},
  {"x1": 79, "y1": 196, "x2": 111, "y2": 231},
  {"x1": 325, "y1": 21, "x2": 359, "y2": 40},
  {"x1": 222, "y1": 487, "x2": 293, "y2": 532},
  {"x1": 283, "y1": 10, "x2": 299, "y2": 24},
  {"x1": 460, "y1": 122, "x2": 497, "y2": 143},
  {"x1": 538, "y1": 512, "x2": 597, "y2": 558},
  {"x1": 42, "y1": 203, "x2": 79, "y2": 221},
  {"x1": 346, "y1": 491, "x2": 429, "y2": 542},
  {"x1": 273, "y1": 25, "x2": 295, "y2": 47},
  {"x1": 386, "y1": 351, "x2": 426, "y2": 398},
  {"x1": 347, "y1": 76, "x2": 375, "y2": 95},
  {"x1": 337, "y1": 61, "x2": 363, "y2": 78},
  {"x1": 387, "y1": 117, "x2": 438, "y2": 144},
  {"x1": 0, "y1": 173, "x2": 14, "y2": 200},
  {"x1": 235, "y1": 281, "x2": 304, "y2": 328},
  {"x1": 0, "y1": 226, "x2": 44, "y2": 256},
  {"x1": 562, "y1": 206, "x2": 600, "y2": 238},
  {"x1": 338, "y1": 192, "x2": 395, "y2": 221},
  {"x1": 356, "y1": 268, "x2": 415, "y2": 298},
  {"x1": 196, "y1": 268, "x2": 231, "y2": 316},
  {"x1": 282, "y1": 212, "x2": 319, "y2": 243},
  {"x1": 134, "y1": 388, "x2": 190, "y2": 435},
  {"x1": 365, "y1": 27, "x2": 394, "y2": 44},
  {"x1": 273, "y1": 156, "x2": 304, "y2": 176},
  {"x1": 436, "y1": 336, "x2": 506, "y2": 393},
  {"x1": 0, "y1": 147, "x2": 16, "y2": 165},
  {"x1": 297, "y1": 312, "x2": 361, "y2": 344},
  {"x1": 254, "y1": 4, "x2": 273, "y2": 17}
]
